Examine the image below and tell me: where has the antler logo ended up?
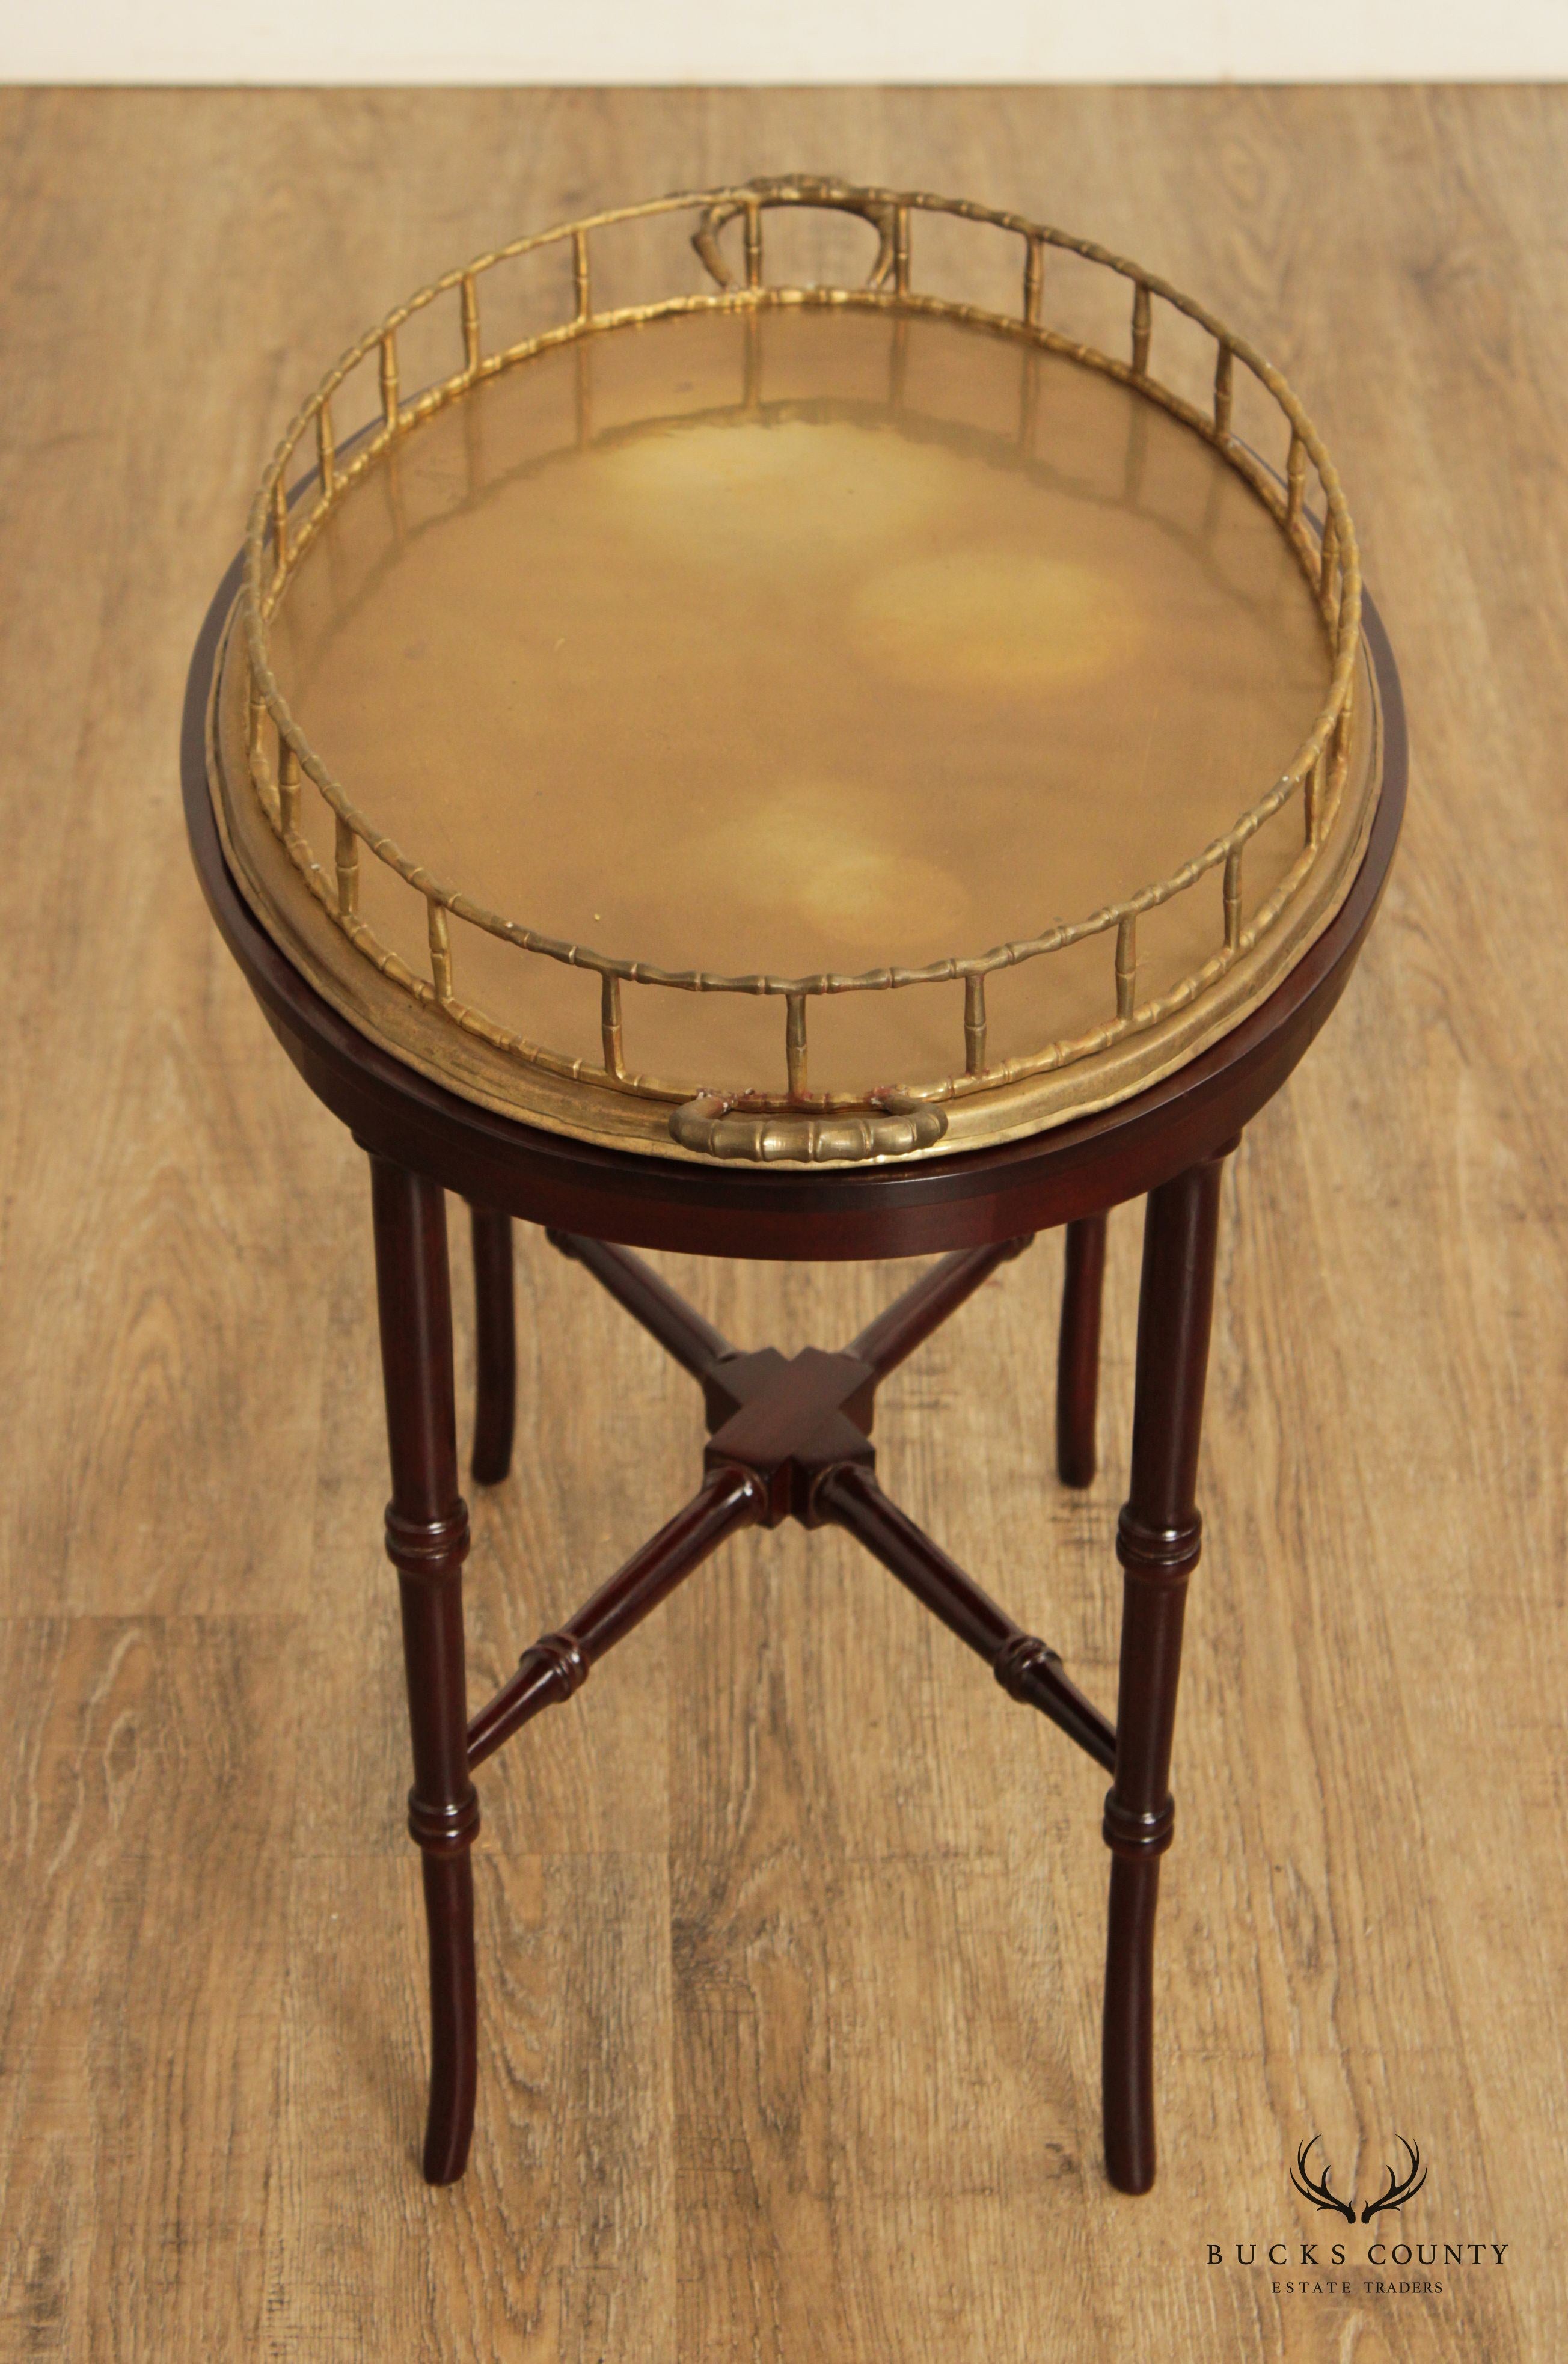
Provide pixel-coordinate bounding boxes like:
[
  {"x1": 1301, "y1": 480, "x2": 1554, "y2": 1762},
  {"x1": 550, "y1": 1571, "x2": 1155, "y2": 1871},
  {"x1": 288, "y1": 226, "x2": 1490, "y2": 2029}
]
[
  {"x1": 1290, "y1": 2136, "x2": 1356, "y2": 2222},
  {"x1": 1290, "y1": 2135, "x2": 1427, "y2": 2224},
  {"x1": 1360, "y1": 2138, "x2": 1427, "y2": 2223}
]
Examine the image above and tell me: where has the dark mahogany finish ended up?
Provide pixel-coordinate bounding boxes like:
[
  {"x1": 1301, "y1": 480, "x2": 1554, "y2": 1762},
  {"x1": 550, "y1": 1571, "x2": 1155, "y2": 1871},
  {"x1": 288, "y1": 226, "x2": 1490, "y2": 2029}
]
[
  {"x1": 467, "y1": 1207, "x2": 516, "y2": 1485},
  {"x1": 471, "y1": 1233, "x2": 1115, "y2": 1771},
  {"x1": 1101, "y1": 1148, "x2": 1230, "y2": 2193},
  {"x1": 183, "y1": 554, "x2": 1404, "y2": 2196},
  {"x1": 819, "y1": 1462, "x2": 1115, "y2": 1768},
  {"x1": 467, "y1": 1462, "x2": 764, "y2": 1769},
  {"x1": 368, "y1": 1155, "x2": 479, "y2": 2185},
  {"x1": 1058, "y1": 1212, "x2": 1108, "y2": 1488}
]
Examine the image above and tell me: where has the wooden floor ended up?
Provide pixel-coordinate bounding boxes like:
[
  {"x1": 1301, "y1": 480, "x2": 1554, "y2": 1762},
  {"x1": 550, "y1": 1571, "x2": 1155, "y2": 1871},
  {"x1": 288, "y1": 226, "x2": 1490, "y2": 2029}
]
[{"x1": 1, "y1": 84, "x2": 1563, "y2": 2363}]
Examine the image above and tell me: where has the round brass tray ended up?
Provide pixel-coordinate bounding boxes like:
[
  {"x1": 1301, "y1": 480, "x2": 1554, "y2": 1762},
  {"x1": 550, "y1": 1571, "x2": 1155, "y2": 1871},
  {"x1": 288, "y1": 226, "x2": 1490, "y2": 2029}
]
[{"x1": 209, "y1": 177, "x2": 1374, "y2": 1165}]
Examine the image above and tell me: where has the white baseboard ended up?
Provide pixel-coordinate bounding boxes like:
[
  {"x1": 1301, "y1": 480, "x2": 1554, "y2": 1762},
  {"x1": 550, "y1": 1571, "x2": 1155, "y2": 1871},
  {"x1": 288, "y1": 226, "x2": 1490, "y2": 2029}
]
[{"x1": 4, "y1": 0, "x2": 1565, "y2": 87}]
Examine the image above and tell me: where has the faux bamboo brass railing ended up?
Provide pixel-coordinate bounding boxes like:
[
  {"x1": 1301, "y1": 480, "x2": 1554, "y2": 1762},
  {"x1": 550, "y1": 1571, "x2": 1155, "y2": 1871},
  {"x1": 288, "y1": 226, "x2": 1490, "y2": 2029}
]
[{"x1": 239, "y1": 177, "x2": 1361, "y2": 1163}]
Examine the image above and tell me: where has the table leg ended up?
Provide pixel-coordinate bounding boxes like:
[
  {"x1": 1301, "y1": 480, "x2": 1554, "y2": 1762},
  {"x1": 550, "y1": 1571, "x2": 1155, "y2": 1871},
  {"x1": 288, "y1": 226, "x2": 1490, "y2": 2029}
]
[
  {"x1": 1056, "y1": 1211, "x2": 1108, "y2": 1488},
  {"x1": 1101, "y1": 1149, "x2": 1229, "y2": 2194},
  {"x1": 370, "y1": 1157, "x2": 480, "y2": 2185},
  {"x1": 468, "y1": 1205, "x2": 516, "y2": 1484}
]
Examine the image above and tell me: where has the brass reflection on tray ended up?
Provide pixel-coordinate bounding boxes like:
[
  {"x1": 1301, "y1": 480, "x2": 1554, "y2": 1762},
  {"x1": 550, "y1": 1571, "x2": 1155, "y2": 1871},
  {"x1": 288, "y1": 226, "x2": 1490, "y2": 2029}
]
[{"x1": 210, "y1": 178, "x2": 1373, "y2": 1164}]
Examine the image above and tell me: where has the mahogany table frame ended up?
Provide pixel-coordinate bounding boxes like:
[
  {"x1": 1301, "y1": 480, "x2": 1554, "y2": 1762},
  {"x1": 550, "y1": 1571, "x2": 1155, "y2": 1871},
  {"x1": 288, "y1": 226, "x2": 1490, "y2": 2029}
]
[{"x1": 182, "y1": 552, "x2": 1404, "y2": 2197}]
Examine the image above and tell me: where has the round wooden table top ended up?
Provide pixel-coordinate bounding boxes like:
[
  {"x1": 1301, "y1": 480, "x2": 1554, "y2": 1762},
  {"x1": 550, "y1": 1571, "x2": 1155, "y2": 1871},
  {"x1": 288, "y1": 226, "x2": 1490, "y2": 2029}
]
[{"x1": 185, "y1": 542, "x2": 1404, "y2": 1259}]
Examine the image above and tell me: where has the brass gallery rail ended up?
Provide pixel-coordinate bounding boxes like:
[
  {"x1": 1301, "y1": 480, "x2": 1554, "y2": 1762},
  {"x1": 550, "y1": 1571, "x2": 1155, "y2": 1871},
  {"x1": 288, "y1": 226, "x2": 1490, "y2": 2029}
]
[{"x1": 239, "y1": 177, "x2": 1361, "y2": 1136}]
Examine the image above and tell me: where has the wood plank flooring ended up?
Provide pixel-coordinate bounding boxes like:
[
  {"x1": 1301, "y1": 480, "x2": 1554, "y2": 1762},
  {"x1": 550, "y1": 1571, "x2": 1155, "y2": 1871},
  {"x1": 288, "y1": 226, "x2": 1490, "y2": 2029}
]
[{"x1": 0, "y1": 85, "x2": 1563, "y2": 2362}]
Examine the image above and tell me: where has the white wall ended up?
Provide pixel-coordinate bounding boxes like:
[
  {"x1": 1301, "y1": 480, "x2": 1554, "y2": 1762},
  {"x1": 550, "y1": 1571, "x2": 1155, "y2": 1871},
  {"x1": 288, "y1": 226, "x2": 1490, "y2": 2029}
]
[{"x1": 5, "y1": 0, "x2": 1566, "y2": 85}]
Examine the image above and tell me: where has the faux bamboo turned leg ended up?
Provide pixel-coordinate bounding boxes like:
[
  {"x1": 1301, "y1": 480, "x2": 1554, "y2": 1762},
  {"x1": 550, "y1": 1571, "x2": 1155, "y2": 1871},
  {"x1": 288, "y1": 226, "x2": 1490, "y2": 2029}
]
[
  {"x1": 1057, "y1": 1212, "x2": 1108, "y2": 1487},
  {"x1": 468, "y1": 1205, "x2": 515, "y2": 1485},
  {"x1": 370, "y1": 1157, "x2": 480, "y2": 2187},
  {"x1": 1102, "y1": 1150, "x2": 1228, "y2": 2196}
]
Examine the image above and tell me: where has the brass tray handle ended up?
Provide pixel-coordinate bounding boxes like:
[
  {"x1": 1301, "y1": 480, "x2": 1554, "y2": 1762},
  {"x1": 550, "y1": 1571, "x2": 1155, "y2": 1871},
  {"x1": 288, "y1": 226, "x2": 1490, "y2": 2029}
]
[
  {"x1": 669, "y1": 1093, "x2": 948, "y2": 1165},
  {"x1": 691, "y1": 176, "x2": 898, "y2": 293}
]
